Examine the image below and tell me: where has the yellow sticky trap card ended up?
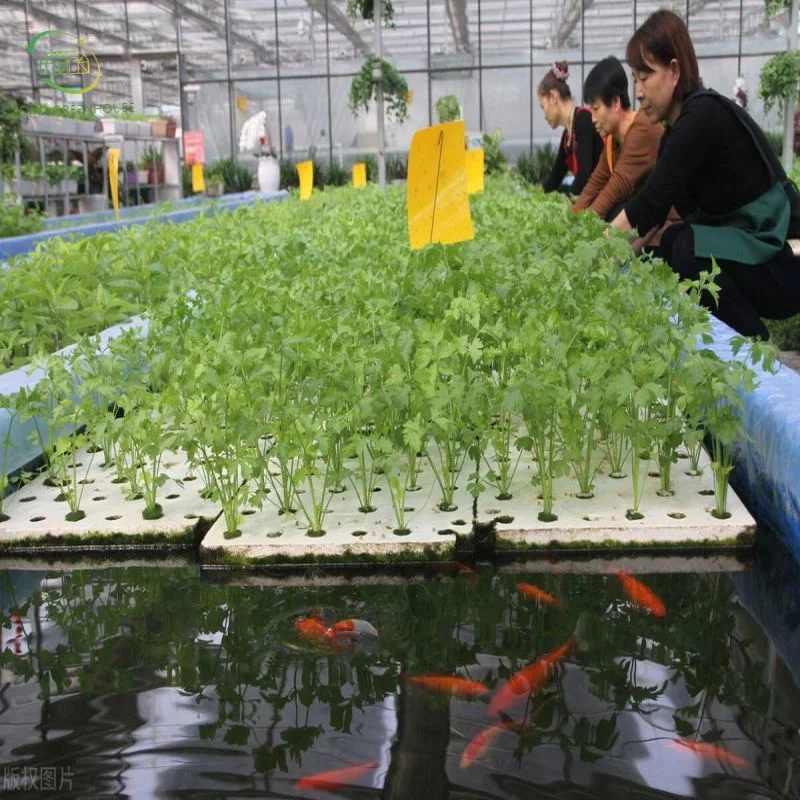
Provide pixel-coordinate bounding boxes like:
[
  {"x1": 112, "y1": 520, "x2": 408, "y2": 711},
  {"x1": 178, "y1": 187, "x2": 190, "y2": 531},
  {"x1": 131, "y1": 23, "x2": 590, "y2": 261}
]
[
  {"x1": 465, "y1": 148, "x2": 484, "y2": 194},
  {"x1": 353, "y1": 162, "x2": 366, "y2": 188},
  {"x1": 107, "y1": 146, "x2": 120, "y2": 219},
  {"x1": 192, "y1": 163, "x2": 205, "y2": 192},
  {"x1": 407, "y1": 120, "x2": 473, "y2": 250},
  {"x1": 296, "y1": 160, "x2": 313, "y2": 200}
]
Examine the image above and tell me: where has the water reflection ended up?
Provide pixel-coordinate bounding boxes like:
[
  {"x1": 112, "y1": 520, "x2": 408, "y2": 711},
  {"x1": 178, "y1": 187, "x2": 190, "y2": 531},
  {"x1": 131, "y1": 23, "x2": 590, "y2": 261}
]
[{"x1": 0, "y1": 546, "x2": 797, "y2": 799}]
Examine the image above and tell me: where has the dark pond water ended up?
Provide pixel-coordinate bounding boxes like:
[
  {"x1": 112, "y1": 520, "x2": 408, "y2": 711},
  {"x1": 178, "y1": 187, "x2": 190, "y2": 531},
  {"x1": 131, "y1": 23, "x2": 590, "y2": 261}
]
[{"x1": 1, "y1": 535, "x2": 799, "y2": 799}]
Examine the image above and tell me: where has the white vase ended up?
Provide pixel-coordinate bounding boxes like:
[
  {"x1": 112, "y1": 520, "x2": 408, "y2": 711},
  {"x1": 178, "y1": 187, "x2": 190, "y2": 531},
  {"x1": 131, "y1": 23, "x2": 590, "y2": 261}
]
[{"x1": 257, "y1": 156, "x2": 280, "y2": 193}]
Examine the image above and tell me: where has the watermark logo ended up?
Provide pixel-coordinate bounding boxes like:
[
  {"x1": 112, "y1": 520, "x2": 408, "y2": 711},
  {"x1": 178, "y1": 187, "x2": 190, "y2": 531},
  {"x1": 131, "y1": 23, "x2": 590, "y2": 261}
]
[
  {"x1": 2, "y1": 766, "x2": 73, "y2": 792},
  {"x1": 28, "y1": 30, "x2": 101, "y2": 95}
]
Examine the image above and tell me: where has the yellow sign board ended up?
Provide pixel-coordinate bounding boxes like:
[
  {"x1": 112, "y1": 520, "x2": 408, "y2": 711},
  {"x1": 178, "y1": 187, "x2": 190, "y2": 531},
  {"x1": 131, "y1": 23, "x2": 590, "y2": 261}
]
[
  {"x1": 107, "y1": 146, "x2": 120, "y2": 219},
  {"x1": 191, "y1": 163, "x2": 205, "y2": 192},
  {"x1": 465, "y1": 148, "x2": 484, "y2": 194},
  {"x1": 236, "y1": 93, "x2": 248, "y2": 113},
  {"x1": 407, "y1": 121, "x2": 473, "y2": 250},
  {"x1": 353, "y1": 162, "x2": 366, "y2": 188},
  {"x1": 297, "y1": 160, "x2": 313, "y2": 200}
]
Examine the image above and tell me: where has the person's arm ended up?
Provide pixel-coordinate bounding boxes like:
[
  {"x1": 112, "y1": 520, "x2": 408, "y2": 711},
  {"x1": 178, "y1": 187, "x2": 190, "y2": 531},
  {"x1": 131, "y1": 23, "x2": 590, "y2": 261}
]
[
  {"x1": 543, "y1": 132, "x2": 568, "y2": 193},
  {"x1": 589, "y1": 119, "x2": 661, "y2": 220},
  {"x1": 571, "y1": 111, "x2": 602, "y2": 195},
  {"x1": 572, "y1": 143, "x2": 610, "y2": 212},
  {"x1": 623, "y1": 103, "x2": 710, "y2": 234}
]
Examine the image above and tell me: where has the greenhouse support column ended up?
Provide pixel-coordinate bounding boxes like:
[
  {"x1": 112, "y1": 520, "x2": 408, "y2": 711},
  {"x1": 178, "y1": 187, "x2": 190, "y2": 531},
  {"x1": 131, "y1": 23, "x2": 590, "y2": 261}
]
[
  {"x1": 23, "y1": 0, "x2": 38, "y2": 101},
  {"x1": 783, "y1": 0, "x2": 799, "y2": 174},
  {"x1": 272, "y1": 0, "x2": 284, "y2": 160},
  {"x1": 375, "y1": 0, "x2": 386, "y2": 190},
  {"x1": 129, "y1": 60, "x2": 144, "y2": 113},
  {"x1": 224, "y1": 0, "x2": 236, "y2": 161},
  {"x1": 175, "y1": 2, "x2": 188, "y2": 153}
]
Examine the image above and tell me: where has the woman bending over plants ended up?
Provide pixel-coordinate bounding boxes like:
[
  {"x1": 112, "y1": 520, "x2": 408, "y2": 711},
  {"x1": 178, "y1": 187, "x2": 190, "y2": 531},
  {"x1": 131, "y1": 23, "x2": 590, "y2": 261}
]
[
  {"x1": 609, "y1": 10, "x2": 800, "y2": 340},
  {"x1": 538, "y1": 61, "x2": 604, "y2": 196}
]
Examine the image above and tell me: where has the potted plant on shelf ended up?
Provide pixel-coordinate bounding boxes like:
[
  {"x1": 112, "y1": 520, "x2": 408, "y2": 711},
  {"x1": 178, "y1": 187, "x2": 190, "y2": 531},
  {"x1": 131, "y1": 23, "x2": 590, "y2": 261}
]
[
  {"x1": 124, "y1": 160, "x2": 138, "y2": 186},
  {"x1": 205, "y1": 163, "x2": 225, "y2": 197},
  {"x1": 141, "y1": 147, "x2": 164, "y2": 185},
  {"x1": 238, "y1": 110, "x2": 280, "y2": 193},
  {"x1": 5, "y1": 161, "x2": 45, "y2": 195},
  {"x1": 151, "y1": 116, "x2": 177, "y2": 138}
]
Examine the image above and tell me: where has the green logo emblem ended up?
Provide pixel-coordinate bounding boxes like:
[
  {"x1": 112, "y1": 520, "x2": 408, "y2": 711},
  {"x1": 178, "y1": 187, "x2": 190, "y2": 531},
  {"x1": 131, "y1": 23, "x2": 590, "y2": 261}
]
[{"x1": 28, "y1": 30, "x2": 101, "y2": 95}]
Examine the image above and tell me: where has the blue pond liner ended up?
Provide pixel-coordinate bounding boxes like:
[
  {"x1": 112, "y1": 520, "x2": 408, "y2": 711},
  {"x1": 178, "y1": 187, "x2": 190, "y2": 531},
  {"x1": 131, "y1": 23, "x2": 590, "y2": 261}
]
[
  {"x1": 0, "y1": 190, "x2": 287, "y2": 263},
  {"x1": 40, "y1": 192, "x2": 211, "y2": 229},
  {"x1": 0, "y1": 317, "x2": 149, "y2": 477},
  {"x1": 704, "y1": 316, "x2": 800, "y2": 562}
]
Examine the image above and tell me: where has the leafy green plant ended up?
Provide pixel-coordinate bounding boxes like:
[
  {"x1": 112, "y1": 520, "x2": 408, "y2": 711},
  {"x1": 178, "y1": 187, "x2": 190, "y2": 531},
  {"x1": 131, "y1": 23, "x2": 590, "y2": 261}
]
[
  {"x1": 766, "y1": 314, "x2": 800, "y2": 349},
  {"x1": 27, "y1": 101, "x2": 95, "y2": 121},
  {"x1": 386, "y1": 155, "x2": 407, "y2": 181},
  {"x1": 140, "y1": 147, "x2": 162, "y2": 170},
  {"x1": 209, "y1": 157, "x2": 253, "y2": 194},
  {"x1": 0, "y1": 92, "x2": 27, "y2": 163},
  {"x1": 759, "y1": 51, "x2": 800, "y2": 115},
  {"x1": 436, "y1": 95, "x2": 460, "y2": 124},
  {"x1": 482, "y1": 129, "x2": 506, "y2": 175},
  {"x1": 348, "y1": 57, "x2": 409, "y2": 123},
  {"x1": 516, "y1": 143, "x2": 557, "y2": 185},
  {"x1": 279, "y1": 158, "x2": 299, "y2": 190},
  {"x1": 0, "y1": 194, "x2": 43, "y2": 239},
  {"x1": 326, "y1": 161, "x2": 349, "y2": 187}
]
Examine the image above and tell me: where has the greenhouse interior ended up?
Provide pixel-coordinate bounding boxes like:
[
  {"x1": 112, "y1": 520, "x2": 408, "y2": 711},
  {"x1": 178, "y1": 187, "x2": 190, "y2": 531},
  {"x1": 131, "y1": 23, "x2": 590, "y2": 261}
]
[{"x1": 2, "y1": 0, "x2": 800, "y2": 797}]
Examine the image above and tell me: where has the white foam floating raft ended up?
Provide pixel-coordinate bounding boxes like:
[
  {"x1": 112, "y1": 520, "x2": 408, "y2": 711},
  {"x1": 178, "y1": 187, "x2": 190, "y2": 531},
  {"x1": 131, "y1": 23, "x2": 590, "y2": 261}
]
[
  {"x1": 483, "y1": 449, "x2": 755, "y2": 553},
  {"x1": 0, "y1": 445, "x2": 755, "y2": 561},
  {"x1": 0, "y1": 450, "x2": 220, "y2": 551}
]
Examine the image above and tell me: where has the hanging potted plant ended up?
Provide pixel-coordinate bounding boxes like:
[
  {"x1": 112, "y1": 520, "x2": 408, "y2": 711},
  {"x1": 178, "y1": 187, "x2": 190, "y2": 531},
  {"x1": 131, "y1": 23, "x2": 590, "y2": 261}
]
[
  {"x1": 436, "y1": 95, "x2": 461, "y2": 123},
  {"x1": 239, "y1": 110, "x2": 279, "y2": 193},
  {"x1": 346, "y1": 0, "x2": 394, "y2": 23},
  {"x1": 348, "y1": 56, "x2": 410, "y2": 124}
]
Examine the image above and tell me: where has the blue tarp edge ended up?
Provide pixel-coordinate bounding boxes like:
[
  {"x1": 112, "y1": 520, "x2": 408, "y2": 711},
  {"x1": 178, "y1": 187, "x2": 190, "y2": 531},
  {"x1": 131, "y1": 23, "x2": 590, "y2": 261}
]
[{"x1": 703, "y1": 317, "x2": 800, "y2": 561}]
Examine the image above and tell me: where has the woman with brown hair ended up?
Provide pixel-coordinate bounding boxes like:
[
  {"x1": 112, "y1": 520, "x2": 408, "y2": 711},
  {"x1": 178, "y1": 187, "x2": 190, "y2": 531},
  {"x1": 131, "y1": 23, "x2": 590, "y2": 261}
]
[
  {"x1": 610, "y1": 9, "x2": 800, "y2": 340},
  {"x1": 539, "y1": 61, "x2": 604, "y2": 196}
]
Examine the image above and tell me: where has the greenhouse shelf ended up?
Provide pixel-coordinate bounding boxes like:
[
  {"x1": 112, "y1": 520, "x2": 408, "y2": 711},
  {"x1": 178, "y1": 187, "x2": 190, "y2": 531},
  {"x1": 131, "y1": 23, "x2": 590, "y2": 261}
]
[
  {"x1": 704, "y1": 317, "x2": 800, "y2": 563},
  {"x1": 0, "y1": 190, "x2": 287, "y2": 263}
]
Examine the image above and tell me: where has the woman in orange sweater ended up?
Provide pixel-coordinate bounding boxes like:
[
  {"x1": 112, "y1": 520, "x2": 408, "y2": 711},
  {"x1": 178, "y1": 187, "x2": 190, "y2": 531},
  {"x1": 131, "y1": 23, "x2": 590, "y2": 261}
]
[{"x1": 572, "y1": 57, "x2": 663, "y2": 221}]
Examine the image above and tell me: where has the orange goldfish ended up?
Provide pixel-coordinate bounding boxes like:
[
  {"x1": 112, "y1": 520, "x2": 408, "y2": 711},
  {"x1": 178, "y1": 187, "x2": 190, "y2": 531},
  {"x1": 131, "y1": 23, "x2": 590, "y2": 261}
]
[
  {"x1": 668, "y1": 739, "x2": 749, "y2": 768},
  {"x1": 516, "y1": 582, "x2": 562, "y2": 609},
  {"x1": 408, "y1": 675, "x2": 489, "y2": 697},
  {"x1": 325, "y1": 619, "x2": 379, "y2": 641},
  {"x1": 460, "y1": 720, "x2": 521, "y2": 768},
  {"x1": 294, "y1": 617, "x2": 328, "y2": 643},
  {"x1": 612, "y1": 569, "x2": 667, "y2": 618},
  {"x1": 488, "y1": 637, "x2": 575, "y2": 717},
  {"x1": 295, "y1": 759, "x2": 380, "y2": 791}
]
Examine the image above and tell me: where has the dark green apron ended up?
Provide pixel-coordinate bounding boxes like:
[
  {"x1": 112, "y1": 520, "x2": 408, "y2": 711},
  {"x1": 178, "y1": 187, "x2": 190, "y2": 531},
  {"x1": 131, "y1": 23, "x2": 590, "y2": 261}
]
[
  {"x1": 676, "y1": 89, "x2": 795, "y2": 265},
  {"x1": 687, "y1": 181, "x2": 790, "y2": 265}
]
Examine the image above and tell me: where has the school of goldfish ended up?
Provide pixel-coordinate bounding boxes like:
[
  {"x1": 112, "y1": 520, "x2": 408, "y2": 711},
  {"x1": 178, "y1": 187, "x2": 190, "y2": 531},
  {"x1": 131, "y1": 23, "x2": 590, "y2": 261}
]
[{"x1": 291, "y1": 566, "x2": 749, "y2": 792}]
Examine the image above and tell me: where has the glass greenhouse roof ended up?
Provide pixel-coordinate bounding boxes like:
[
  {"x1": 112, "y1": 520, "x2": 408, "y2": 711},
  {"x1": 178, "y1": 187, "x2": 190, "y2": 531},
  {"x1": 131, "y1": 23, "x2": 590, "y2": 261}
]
[{"x1": 0, "y1": 0, "x2": 793, "y2": 108}]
